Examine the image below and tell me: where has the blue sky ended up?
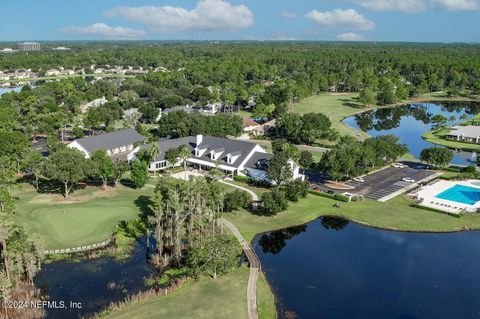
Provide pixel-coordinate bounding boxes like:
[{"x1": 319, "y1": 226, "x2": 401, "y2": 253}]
[{"x1": 1, "y1": 0, "x2": 479, "y2": 42}]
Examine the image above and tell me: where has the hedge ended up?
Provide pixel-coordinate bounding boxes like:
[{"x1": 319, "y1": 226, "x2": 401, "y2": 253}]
[
  {"x1": 308, "y1": 190, "x2": 350, "y2": 202},
  {"x1": 410, "y1": 203, "x2": 462, "y2": 218},
  {"x1": 233, "y1": 175, "x2": 252, "y2": 183}
]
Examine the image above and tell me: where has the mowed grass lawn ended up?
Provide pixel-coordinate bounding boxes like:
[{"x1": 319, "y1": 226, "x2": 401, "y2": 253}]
[
  {"x1": 226, "y1": 194, "x2": 480, "y2": 242},
  {"x1": 106, "y1": 266, "x2": 250, "y2": 319},
  {"x1": 9, "y1": 183, "x2": 153, "y2": 250},
  {"x1": 290, "y1": 93, "x2": 370, "y2": 139}
]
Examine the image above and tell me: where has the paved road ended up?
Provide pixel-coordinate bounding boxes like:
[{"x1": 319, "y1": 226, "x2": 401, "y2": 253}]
[
  {"x1": 221, "y1": 218, "x2": 260, "y2": 319},
  {"x1": 220, "y1": 180, "x2": 259, "y2": 201}
]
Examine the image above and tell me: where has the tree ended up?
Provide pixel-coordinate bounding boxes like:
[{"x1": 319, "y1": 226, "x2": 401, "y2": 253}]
[
  {"x1": 130, "y1": 159, "x2": 149, "y2": 189},
  {"x1": 148, "y1": 143, "x2": 161, "y2": 178},
  {"x1": 359, "y1": 87, "x2": 376, "y2": 106},
  {"x1": 44, "y1": 148, "x2": 88, "y2": 198},
  {"x1": 113, "y1": 160, "x2": 129, "y2": 187},
  {"x1": 376, "y1": 78, "x2": 397, "y2": 105},
  {"x1": 187, "y1": 234, "x2": 241, "y2": 279},
  {"x1": 267, "y1": 141, "x2": 298, "y2": 186},
  {"x1": 91, "y1": 150, "x2": 115, "y2": 190},
  {"x1": 0, "y1": 189, "x2": 14, "y2": 214},
  {"x1": 298, "y1": 150, "x2": 314, "y2": 174},
  {"x1": 431, "y1": 114, "x2": 448, "y2": 130},
  {"x1": 177, "y1": 145, "x2": 191, "y2": 180},
  {"x1": 252, "y1": 103, "x2": 275, "y2": 119},
  {"x1": 72, "y1": 126, "x2": 84, "y2": 139},
  {"x1": 260, "y1": 188, "x2": 289, "y2": 216},
  {"x1": 419, "y1": 147, "x2": 453, "y2": 168},
  {"x1": 25, "y1": 151, "x2": 46, "y2": 190}
]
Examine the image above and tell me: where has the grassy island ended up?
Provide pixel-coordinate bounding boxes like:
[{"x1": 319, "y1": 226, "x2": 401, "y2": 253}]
[{"x1": 423, "y1": 128, "x2": 480, "y2": 152}]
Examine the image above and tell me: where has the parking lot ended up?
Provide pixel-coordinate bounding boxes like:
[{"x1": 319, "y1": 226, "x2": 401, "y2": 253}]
[{"x1": 345, "y1": 162, "x2": 440, "y2": 201}]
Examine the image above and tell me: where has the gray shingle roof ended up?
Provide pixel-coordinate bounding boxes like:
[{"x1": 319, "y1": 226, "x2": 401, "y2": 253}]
[
  {"x1": 244, "y1": 152, "x2": 273, "y2": 170},
  {"x1": 145, "y1": 136, "x2": 261, "y2": 169},
  {"x1": 447, "y1": 125, "x2": 480, "y2": 138},
  {"x1": 75, "y1": 129, "x2": 145, "y2": 154}
]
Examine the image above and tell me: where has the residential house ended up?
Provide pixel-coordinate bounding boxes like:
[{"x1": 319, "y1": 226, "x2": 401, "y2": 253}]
[
  {"x1": 80, "y1": 97, "x2": 108, "y2": 114},
  {"x1": 243, "y1": 118, "x2": 276, "y2": 137},
  {"x1": 68, "y1": 128, "x2": 145, "y2": 159},
  {"x1": 128, "y1": 134, "x2": 304, "y2": 182},
  {"x1": 445, "y1": 125, "x2": 480, "y2": 144}
]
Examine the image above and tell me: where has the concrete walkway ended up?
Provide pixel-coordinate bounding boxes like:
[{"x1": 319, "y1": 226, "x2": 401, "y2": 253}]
[
  {"x1": 221, "y1": 218, "x2": 260, "y2": 319},
  {"x1": 220, "y1": 180, "x2": 259, "y2": 201}
]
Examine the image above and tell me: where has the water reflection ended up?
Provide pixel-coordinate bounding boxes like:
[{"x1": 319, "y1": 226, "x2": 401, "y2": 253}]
[
  {"x1": 343, "y1": 102, "x2": 480, "y2": 165},
  {"x1": 253, "y1": 218, "x2": 480, "y2": 319},
  {"x1": 35, "y1": 237, "x2": 157, "y2": 319}
]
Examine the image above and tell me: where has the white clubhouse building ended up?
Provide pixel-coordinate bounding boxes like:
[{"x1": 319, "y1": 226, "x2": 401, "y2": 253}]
[
  {"x1": 68, "y1": 129, "x2": 303, "y2": 182},
  {"x1": 445, "y1": 125, "x2": 480, "y2": 144}
]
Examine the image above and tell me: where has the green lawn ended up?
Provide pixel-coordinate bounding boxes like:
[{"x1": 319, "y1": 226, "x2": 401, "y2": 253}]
[
  {"x1": 290, "y1": 93, "x2": 370, "y2": 139},
  {"x1": 9, "y1": 183, "x2": 153, "y2": 250},
  {"x1": 423, "y1": 128, "x2": 480, "y2": 152},
  {"x1": 226, "y1": 194, "x2": 480, "y2": 242},
  {"x1": 104, "y1": 266, "x2": 250, "y2": 319}
]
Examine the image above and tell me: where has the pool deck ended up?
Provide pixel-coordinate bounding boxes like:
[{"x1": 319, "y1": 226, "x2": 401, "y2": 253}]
[{"x1": 412, "y1": 180, "x2": 480, "y2": 214}]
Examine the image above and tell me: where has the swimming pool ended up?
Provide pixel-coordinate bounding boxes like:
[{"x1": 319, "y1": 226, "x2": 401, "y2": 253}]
[{"x1": 435, "y1": 185, "x2": 480, "y2": 205}]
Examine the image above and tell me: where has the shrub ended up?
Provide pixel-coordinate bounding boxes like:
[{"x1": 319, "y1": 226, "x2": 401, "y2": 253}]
[
  {"x1": 260, "y1": 188, "x2": 289, "y2": 215},
  {"x1": 410, "y1": 203, "x2": 462, "y2": 218},
  {"x1": 233, "y1": 175, "x2": 251, "y2": 183},
  {"x1": 307, "y1": 190, "x2": 350, "y2": 202},
  {"x1": 463, "y1": 166, "x2": 476, "y2": 173}
]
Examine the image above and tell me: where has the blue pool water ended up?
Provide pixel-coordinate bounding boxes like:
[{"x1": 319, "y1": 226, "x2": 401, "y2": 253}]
[{"x1": 435, "y1": 185, "x2": 480, "y2": 205}]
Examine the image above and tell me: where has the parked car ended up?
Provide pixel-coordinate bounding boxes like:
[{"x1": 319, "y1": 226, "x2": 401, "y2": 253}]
[
  {"x1": 392, "y1": 163, "x2": 405, "y2": 168},
  {"x1": 353, "y1": 177, "x2": 365, "y2": 183},
  {"x1": 402, "y1": 177, "x2": 415, "y2": 183},
  {"x1": 327, "y1": 190, "x2": 336, "y2": 195},
  {"x1": 342, "y1": 192, "x2": 354, "y2": 197},
  {"x1": 313, "y1": 186, "x2": 321, "y2": 192}
]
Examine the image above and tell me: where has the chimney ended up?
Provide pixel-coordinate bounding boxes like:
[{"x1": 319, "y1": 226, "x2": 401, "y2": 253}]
[{"x1": 196, "y1": 134, "x2": 203, "y2": 146}]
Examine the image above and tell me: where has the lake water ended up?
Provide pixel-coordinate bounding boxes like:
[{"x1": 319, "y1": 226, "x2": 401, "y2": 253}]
[
  {"x1": 343, "y1": 102, "x2": 480, "y2": 165},
  {"x1": 0, "y1": 86, "x2": 22, "y2": 96},
  {"x1": 34, "y1": 237, "x2": 157, "y2": 319},
  {"x1": 254, "y1": 217, "x2": 480, "y2": 319}
]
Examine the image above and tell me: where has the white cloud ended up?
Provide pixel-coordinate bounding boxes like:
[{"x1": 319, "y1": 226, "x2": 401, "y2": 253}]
[
  {"x1": 306, "y1": 9, "x2": 375, "y2": 30},
  {"x1": 431, "y1": 0, "x2": 479, "y2": 10},
  {"x1": 281, "y1": 10, "x2": 297, "y2": 18},
  {"x1": 61, "y1": 23, "x2": 146, "y2": 39},
  {"x1": 352, "y1": 0, "x2": 427, "y2": 13},
  {"x1": 104, "y1": 0, "x2": 254, "y2": 33},
  {"x1": 337, "y1": 32, "x2": 366, "y2": 41},
  {"x1": 352, "y1": 0, "x2": 478, "y2": 13}
]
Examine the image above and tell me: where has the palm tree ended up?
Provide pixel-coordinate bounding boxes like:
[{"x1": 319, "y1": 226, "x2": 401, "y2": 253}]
[
  {"x1": 148, "y1": 143, "x2": 161, "y2": 178},
  {"x1": 177, "y1": 145, "x2": 191, "y2": 180}
]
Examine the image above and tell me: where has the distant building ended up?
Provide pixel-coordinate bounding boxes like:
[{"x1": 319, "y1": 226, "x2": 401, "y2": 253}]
[
  {"x1": 80, "y1": 97, "x2": 108, "y2": 114},
  {"x1": 19, "y1": 42, "x2": 41, "y2": 51},
  {"x1": 68, "y1": 128, "x2": 145, "y2": 159},
  {"x1": 446, "y1": 125, "x2": 480, "y2": 144},
  {"x1": 52, "y1": 46, "x2": 71, "y2": 51},
  {"x1": 0, "y1": 48, "x2": 19, "y2": 54}
]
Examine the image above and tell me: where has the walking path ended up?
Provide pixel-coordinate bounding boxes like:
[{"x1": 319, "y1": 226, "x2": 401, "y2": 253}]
[
  {"x1": 221, "y1": 218, "x2": 260, "y2": 319},
  {"x1": 219, "y1": 180, "x2": 259, "y2": 201}
]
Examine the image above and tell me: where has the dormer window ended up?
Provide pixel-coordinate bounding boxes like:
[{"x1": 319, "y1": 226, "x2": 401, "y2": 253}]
[
  {"x1": 226, "y1": 151, "x2": 241, "y2": 164},
  {"x1": 210, "y1": 148, "x2": 225, "y2": 161}
]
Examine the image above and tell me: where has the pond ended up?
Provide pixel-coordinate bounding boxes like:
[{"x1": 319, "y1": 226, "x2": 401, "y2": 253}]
[
  {"x1": 343, "y1": 102, "x2": 480, "y2": 165},
  {"x1": 254, "y1": 217, "x2": 480, "y2": 319},
  {"x1": 34, "y1": 237, "x2": 157, "y2": 319}
]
